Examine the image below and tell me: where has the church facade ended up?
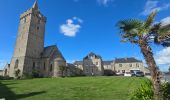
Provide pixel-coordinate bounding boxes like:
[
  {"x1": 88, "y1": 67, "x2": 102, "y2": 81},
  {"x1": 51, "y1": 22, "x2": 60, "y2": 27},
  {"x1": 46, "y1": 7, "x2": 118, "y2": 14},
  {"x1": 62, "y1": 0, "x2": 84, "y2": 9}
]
[{"x1": 5, "y1": 1, "x2": 66, "y2": 78}]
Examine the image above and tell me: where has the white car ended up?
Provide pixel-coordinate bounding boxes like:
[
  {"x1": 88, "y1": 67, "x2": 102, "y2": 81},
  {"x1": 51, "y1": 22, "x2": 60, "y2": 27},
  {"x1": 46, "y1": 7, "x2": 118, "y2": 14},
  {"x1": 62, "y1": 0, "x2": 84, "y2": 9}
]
[
  {"x1": 124, "y1": 72, "x2": 133, "y2": 77},
  {"x1": 116, "y1": 72, "x2": 124, "y2": 76}
]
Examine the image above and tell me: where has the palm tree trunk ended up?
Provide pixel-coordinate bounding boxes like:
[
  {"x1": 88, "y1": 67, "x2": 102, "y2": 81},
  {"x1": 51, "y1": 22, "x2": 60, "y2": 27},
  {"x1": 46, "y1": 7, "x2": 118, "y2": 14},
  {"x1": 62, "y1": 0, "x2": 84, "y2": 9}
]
[{"x1": 139, "y1": 40, "x2": 162, "y2": 100}]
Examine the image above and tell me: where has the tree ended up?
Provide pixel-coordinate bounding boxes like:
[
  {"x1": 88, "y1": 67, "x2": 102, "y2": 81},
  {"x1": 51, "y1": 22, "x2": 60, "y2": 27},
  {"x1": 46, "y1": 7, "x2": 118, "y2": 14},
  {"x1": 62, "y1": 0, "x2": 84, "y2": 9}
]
[
  {"x1": 116, "y1": 11, "x2": 170, "y2": 100},
  {"x1": 59, "y1": 66, "x2": 66, "y2": 77}
]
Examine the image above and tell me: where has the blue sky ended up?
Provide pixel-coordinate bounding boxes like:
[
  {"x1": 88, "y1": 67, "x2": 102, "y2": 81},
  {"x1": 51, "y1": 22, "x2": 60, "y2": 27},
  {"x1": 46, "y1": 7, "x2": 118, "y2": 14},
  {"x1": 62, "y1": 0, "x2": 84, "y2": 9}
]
[{"x1": 0, "y1": 0, "x2": 170, "y2": 71}]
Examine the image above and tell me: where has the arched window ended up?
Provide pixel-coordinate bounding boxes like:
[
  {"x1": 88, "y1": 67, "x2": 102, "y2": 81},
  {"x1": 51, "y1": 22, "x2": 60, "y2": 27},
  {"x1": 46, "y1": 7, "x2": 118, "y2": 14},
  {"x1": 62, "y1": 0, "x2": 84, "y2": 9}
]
[
  {"x1": 5, "y1": 69, "x2": 7, "y2": 75},
  {"x1": 14, "y1": 59, "x2": 19, "y2": 69}
]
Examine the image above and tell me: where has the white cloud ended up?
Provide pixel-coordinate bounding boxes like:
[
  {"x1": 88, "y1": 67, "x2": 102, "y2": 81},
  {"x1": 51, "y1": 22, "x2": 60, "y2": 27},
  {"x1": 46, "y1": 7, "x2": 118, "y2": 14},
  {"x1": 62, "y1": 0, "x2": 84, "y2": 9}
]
[
  {"x1": 141, "y1": 0, "x2": 170, "y2": 15},
  {"x1": 60, "y1": 17, "x2": 83, "y2": 37},
  {"x1": 97, "y1": 0, "x2": 114, "y2": 6},
  {"x1": 161, "y1": 17, "x2": 170, "y2": 26},
  {"x1": 155, "y1": 47, "x2": 170, "y2": 65}
]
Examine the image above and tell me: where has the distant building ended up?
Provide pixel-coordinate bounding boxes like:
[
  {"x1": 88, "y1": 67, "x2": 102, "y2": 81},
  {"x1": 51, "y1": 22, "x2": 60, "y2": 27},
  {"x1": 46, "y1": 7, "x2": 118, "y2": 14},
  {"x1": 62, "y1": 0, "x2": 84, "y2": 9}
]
[
  {"x1": 114, "y1": 58, "x2": 144, "y2": 73},
  {"x1": 103, "y1": 61, "x2": 114, "y2": 70},
  {"x1": 83, "y1": 52, "x2": 104, "y2": 76},
  {"x1": 66, "y1": 63, "x2": 83, "y2": 76},
  {"x1": 3, "y1": 64, "x2": 10, "y2": 76},
  {"x1": 72, "y1": 53, "x2": 148, "y2": 76},
  {"x1": 74, "y1": 61, "x2": 83, "y2": 71}
]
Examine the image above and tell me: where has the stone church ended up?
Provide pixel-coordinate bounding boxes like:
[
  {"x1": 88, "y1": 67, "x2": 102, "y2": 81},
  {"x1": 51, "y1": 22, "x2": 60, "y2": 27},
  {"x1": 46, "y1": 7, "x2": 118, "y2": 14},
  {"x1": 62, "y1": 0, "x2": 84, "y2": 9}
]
[{"x1": 6, "y1": 1, "x2": 66, "y2": 77}]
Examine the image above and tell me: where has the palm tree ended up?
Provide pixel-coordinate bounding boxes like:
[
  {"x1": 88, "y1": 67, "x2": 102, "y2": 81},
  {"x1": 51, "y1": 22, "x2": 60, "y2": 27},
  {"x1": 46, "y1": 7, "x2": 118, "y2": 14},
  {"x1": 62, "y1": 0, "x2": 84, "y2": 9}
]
[{"x1": 116, "y1": 11, "x2": 170, "y2": 100}]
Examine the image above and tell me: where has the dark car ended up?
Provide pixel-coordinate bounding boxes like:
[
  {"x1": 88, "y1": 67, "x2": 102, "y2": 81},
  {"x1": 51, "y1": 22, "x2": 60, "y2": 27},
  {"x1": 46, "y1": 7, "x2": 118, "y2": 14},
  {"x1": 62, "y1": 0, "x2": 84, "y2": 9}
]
[{"x1": 135, "y1": 71, "x2": 144, "y2": 77}]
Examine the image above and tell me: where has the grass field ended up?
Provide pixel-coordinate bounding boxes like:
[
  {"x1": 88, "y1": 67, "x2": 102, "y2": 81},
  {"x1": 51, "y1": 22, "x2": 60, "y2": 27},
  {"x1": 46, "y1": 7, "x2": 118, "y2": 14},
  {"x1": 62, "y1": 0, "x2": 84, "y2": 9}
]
[{"x1": 0, "y1": 76, "x2": 146, "y2": 100}]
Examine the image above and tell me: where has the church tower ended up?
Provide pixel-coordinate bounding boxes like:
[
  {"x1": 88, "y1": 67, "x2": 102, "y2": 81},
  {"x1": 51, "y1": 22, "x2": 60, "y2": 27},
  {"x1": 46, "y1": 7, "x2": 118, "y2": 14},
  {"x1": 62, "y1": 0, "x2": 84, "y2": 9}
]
[{"x1": 9, "y1": 1, "x2": 46, "y2": 77}]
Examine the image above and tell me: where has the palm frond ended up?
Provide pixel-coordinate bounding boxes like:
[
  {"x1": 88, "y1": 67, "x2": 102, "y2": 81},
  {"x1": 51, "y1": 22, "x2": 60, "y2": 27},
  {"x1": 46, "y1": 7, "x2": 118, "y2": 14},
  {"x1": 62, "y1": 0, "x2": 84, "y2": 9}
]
[
  {"x1": 150, "y1": 23, "x2": 161, "y2": 33},
  {"x1": 161, "y1": 42, "x2": 170, "y2": 47},
  {"x1": 116, "y1": 19, "x2": 143, "y2": 36},
  {"x1": 144, "y1": 11, "x2": 157, "y2": 30},
  {"x1": 154, "y1": 34, "x2": 170, "y2": 44},
  {"x1": 158, "y1": 24, "x2": 170, "y2": 35}
]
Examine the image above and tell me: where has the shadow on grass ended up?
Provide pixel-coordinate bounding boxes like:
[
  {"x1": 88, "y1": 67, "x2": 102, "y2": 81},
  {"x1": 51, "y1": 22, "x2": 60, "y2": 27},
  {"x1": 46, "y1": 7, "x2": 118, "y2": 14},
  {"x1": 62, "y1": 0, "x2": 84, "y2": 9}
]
[{"x1": 0, "y1": 82, "x2": 46, "y2": 100}]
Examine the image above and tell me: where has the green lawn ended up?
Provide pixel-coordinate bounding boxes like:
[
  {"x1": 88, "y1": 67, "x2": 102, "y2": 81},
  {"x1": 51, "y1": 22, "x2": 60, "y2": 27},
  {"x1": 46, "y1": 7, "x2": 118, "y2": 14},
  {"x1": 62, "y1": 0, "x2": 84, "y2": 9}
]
[{"x1": 0, "y1": 76, "x2": 146, "y2": 100}]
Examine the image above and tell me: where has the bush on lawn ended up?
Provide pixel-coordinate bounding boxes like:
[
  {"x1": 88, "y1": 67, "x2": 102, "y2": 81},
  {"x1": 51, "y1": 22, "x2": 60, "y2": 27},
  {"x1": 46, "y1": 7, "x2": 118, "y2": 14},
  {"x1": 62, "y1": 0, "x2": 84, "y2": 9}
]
[
  {"x1": 0, "y1": 76, "x2": 14, "y2": 80},
  {"x1": 161, "y1": 82, "x2": 170, "y2": 100},
  {"x1": 129, "y1": 80, "x2": 154, "y2": 100},
  {"x1": 129, "y1": 79, "x2": 170, "y2": 100}
]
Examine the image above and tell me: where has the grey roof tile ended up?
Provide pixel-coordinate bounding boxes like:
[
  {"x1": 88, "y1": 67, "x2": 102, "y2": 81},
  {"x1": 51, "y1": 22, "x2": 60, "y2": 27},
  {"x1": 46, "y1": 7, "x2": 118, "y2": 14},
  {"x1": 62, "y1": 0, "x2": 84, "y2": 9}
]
[{"x1": 115, "y1": 57, "x2": 142, "y2": 63}]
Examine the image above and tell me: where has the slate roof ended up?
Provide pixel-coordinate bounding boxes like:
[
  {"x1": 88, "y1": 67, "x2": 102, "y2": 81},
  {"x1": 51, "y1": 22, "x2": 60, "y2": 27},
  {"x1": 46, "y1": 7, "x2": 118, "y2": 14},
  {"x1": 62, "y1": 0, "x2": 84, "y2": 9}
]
[
  {"x1": 103, "y1": 61, "x2": 113, "y2": 65},
  {"x1": 74, "y1": 61, "x2": 83, "y2": 65},
  {"x1": 114, "y1": 58, "x2": 142, "y2": 63},
  {"x1": 42, "y1": 45, "x2": 65, "y2": 60},
  {"x1": 83, "y1": 52, "x2": 102, "y2": 59},
  {"x1": 42, "y1": 45, "x2": 57, "y2": 58},
  {"x1": 67, "y1": 63, "x2": 76, "y2": 67}
]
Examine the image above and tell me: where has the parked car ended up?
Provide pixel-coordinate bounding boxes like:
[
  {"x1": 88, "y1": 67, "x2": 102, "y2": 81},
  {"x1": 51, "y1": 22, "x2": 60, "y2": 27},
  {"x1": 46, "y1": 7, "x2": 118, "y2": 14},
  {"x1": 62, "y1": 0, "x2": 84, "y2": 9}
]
[
  {"x1": 124, "y1": 72, "x2": 133, "y2": 77},
  {"x1": 116, "y1": 72, "x2": 124, "y2": 76},
  {"x1": 135, "y1": 71, "x2": 144, "y2": 77}
]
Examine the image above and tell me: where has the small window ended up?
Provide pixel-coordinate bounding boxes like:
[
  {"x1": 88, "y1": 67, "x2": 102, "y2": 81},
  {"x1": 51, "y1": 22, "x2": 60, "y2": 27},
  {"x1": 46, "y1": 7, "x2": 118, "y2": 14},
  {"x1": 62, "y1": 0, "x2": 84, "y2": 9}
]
[
  {"x1": 33, "y1": 62, "x2": 35, "y2": 69},
  {"x1": 50, "y1": 64, "x2": 53, "y2": 72},
  {"x1": 86, "y1": 69, "x2": 88, "y2": 72},
  {"x1": 24, "y1": 18, "x2": 26, "y2": 23},
  {"x1": 96, "y1": 62, "x2": 98, "y2": 65},
  {"x1": 43, "y1": 62, "x2": 46, "y2": 70},
  {"x1": 136, "y1": 63, "x2": 139, "y2": 67},
  {"x1": 38, "y1": 20, "x2": 40, "y2": 24},
  {"x1": 37, "y1": 26, "x2": 39, "y2": 30},
  {"x1": 129, "y1": 64, "x2": 132, "y2": 67},
  {"x1": 14, "y1": 59, "x2": 19, "y2": 69},
  {"x1": 119, "y1": 64, "x2": 122, "y2": 67}
]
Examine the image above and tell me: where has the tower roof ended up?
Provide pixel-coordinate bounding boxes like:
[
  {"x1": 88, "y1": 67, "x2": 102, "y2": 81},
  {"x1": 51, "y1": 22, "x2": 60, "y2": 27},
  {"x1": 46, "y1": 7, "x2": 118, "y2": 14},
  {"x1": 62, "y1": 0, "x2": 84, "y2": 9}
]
[{"x1": 32, "y1": 0, "x2": 38, "y2": 10}]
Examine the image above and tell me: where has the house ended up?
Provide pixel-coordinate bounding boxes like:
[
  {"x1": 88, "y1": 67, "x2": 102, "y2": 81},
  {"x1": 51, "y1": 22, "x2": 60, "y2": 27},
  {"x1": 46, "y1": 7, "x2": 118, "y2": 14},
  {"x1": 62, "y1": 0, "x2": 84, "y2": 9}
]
[{"x1": 114, "y1": 58, "x2": 144, "y2": 73}]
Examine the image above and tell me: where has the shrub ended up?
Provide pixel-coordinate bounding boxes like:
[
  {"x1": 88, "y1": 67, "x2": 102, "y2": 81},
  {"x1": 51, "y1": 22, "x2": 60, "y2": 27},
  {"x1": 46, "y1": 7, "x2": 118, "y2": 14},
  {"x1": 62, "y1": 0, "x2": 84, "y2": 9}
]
[
  {"x1": 161, "y1": 82, "x2": 170, "y2": 100},
  {"x1": 0, "y1": 76, "x2": 14, "y2": 80},
  {"x1": 22, "y1": 73, "x2": 33, "y2": 79},
  {"x1": 14, "y1": 69, "x2": 21, "y2": 79},
  {"x1": 129, "y1": 79, "x2": 170, "y2": 100},
  {"x1": 129, "y1": 80, "x2": 154, "y2": 100}
]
